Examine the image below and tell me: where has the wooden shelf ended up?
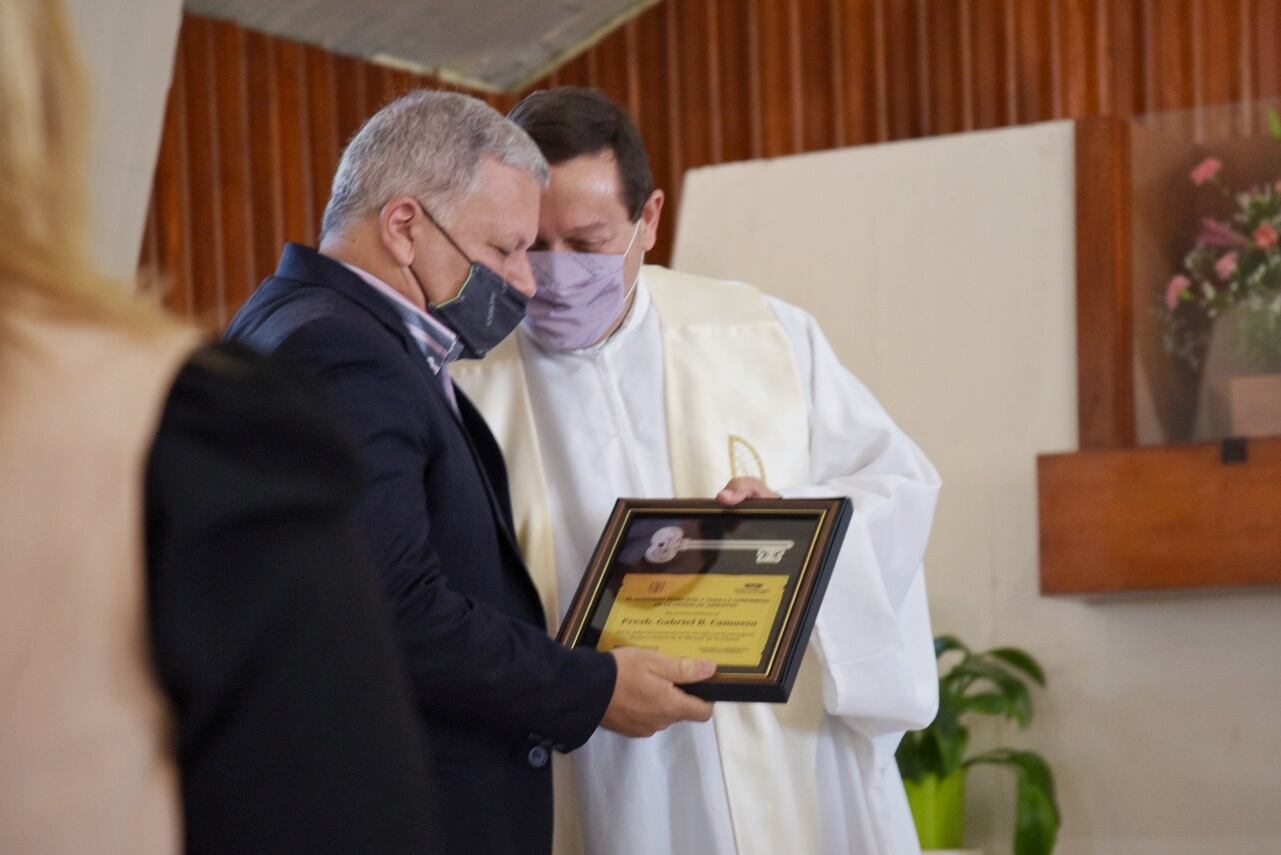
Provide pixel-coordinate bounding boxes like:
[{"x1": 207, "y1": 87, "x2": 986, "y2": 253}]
[{"x1": 1038, "y1": 437, "x2": 1281, "y2": 595}]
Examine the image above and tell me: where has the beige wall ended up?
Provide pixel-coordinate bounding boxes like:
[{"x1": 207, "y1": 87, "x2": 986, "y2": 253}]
[
  {"x1": 63, "y1": 0, "x2": 183, "y2": 280},
  {"x1": 673, "y1": 122, "x2": 1281, "y2": 855}
]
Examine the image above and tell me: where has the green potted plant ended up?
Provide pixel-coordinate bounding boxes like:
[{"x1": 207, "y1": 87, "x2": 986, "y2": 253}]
[{"x1": 896, "y1": 635, "x2": 1060, "y2": 855}]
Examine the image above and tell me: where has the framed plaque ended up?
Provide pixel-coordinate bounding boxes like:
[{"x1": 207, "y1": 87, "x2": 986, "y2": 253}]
[{"x1": 557, "y1": 498, "x2": 852, "y2": 702}]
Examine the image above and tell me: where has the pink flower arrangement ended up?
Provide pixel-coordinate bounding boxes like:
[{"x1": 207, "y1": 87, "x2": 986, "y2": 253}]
[
  {"x1": 1190, "y1": 157, "x2": 1223, "y2": 186},
  {"x1": 1165, "y1": 273, "x2": 1192, "y2": 309},
  {"x1": 1214, "y1": 251, "x2": 1239, "y2": 280},
  {"x1": 1197, "y1": 217, "x2": 1251, "y2": 247},
  {"x1": 1162, "y1": 142, "x2": 1281, "y2": 369}
]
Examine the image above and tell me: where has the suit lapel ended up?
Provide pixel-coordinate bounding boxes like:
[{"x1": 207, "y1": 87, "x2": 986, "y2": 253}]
[
  {"x1": 423, "y1": 377, "x2": 543, "y2": 618},
  {"x1": 449, "y1": 386, "x2": 525, "y2": 557},
  {"x1": 455, "y1": 390, "x2": 515, "y2": 527}
]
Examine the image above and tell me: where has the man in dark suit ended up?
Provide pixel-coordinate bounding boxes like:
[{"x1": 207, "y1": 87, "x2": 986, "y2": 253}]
[{"x1": 225, "y1": 90, "x2": 714, "y2": 855}]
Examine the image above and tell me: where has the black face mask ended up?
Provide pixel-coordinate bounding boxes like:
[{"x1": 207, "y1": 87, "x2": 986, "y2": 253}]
[{"x1": 414, "y1": 201, "x2": 529, "y2": 359}]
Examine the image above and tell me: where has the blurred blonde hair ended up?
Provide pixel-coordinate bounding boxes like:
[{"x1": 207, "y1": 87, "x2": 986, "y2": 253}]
[{"x1": 0, "y1": 0, "x2": 162, "y2": 346}]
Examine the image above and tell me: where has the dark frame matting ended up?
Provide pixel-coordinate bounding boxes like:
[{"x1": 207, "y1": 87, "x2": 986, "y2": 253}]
[{"x1": 557, "y1": 497, "x2": 852, "y2": 702}]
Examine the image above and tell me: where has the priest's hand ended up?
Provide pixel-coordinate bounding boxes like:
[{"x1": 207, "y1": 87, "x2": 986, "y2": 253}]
[
  {"x1": 602, "y1": 648, "x2": 716, "y2": 737},
  {"x1": 715, "y1": 476, "x2": 780, "y2": 504}
]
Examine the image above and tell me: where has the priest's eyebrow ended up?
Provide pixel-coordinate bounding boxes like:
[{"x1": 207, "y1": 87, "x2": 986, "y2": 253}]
[
  {"x1": 564, "y1": 222, "x2": 613, "y2": 246},
  {"x1": 534, "y1": 221, "x2": 611, "y2": 250}
]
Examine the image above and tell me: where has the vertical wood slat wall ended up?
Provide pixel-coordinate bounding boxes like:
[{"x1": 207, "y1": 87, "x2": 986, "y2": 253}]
[{"x1": 140, "y1": 0, "x2": 1281, "y2": 324}]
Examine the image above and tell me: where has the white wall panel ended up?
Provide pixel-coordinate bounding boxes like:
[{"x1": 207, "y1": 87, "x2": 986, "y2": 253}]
[{"x1": 674, "y1": 122, "x2": 1281, "y2": 854}]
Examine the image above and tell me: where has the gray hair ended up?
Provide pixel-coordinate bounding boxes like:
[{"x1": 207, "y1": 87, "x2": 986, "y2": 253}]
[{"x1": 321, "y1": 89, "x2": 549, "y2": 237}]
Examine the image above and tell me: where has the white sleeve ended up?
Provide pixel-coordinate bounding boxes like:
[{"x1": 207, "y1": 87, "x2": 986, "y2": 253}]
[{"x1": 766, "y1": 295, "x2": 942, "y2": 767}]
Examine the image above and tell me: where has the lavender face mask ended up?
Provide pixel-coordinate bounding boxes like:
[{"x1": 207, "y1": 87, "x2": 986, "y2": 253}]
[{"x1": 524, "y1": 221, "x2": 641, "y2": 351}]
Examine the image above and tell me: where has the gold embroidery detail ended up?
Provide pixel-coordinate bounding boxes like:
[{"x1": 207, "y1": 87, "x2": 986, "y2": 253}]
[{"x1": 728, "y1": 434, "x2": 766, "y2": 482}]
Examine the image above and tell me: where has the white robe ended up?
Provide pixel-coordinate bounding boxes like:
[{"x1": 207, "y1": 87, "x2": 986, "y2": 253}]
[{"x1": 500, "y1": 270, "x2": 942, "y2": 855}]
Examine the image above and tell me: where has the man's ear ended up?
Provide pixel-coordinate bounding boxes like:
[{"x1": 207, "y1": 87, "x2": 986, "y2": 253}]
[
  {"x1": 380, "y1": 196, "x2": 421, "y2": 267},
  {"x1": 640, "y1": 189, "x2": 665, "y2": 252}
]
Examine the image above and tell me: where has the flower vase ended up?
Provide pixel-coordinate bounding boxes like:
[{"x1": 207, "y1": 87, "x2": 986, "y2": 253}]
[
  {"x1": 1228, "y1": 373, "x2": 1281, "y2": 437},
  {"x1": 1195, "y1": 309, "x2": 1281, "y2": 439}
]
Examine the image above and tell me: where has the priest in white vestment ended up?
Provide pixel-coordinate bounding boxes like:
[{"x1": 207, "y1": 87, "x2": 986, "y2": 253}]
[{"x1": 453, "y1": 87, "x2": 941, "y2": 855}]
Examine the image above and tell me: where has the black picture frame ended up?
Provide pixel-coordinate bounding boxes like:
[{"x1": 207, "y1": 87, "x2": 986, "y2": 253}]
[{"x1": 557, "y1": 498, "x2": 851, "y2": 702}]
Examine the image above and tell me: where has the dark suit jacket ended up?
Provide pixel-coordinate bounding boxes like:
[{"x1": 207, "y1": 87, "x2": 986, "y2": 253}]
[{"x1": 226, "y1": 243, "x2": 617, "y2": 855}]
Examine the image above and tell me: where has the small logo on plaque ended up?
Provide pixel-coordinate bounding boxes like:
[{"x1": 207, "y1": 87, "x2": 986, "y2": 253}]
[{"x1": 644, "y1": 526, "x2": 795, "y2": 565}]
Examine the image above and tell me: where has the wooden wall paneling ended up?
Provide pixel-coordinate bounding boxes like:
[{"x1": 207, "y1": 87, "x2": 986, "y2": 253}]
[
  {"x1": 958, "y1": 0, "x2": 978, "y2": 130},
  {"x1": 304, "y1": 46, "x2": 339, "y2": 237},
  {"x1": 741, "y1": 0, "x2": 767, "y2": 158},
  {"x1": 1058, "y1": 0, "x2": 1099, "y2": 118},
  {"x1": 1011, "y1": 0, "x2": 1056, "y2": 123},
  {"x1": 583, "y1": 43, "x2": 603, "y2": 90},
  {"x1": 274, "y1": 40, "x2": 314, "y2": 245},
  {"x1": 825, "y1": 0, "x2": 847, "y2": 148},
  {"x1": 245, "y1": 29, "x2": 283, "y2": 289},
  {"x1": 180, "y1": 17, "x2": 224, "y2": 325},
  {"x1": 1138, "y1": 0, "x2": 1156, "y2": 112},
  {"x1": 493, "y1": 91, "x2": 524, "y2": 116},
  {"x1": 334, "y1": 54, "x2": 369, "y2": 152},
  {"x1": 1092, "y1": 0, "x2": 1116, "y2": 115},
  {"x1": 1148, "y1": 0, "x2": 1196, "y2": 113},
  {"x1": 142, "y1": 5, "x2": 1281, "y2": 322},
  {"x1": 213, "y1": 20, "x2": 253, "y2": 320},
  {"x1": 364, "y1": 62, "x2": 395, "y2": 112},
  {"x1": 870, "y1": 0, "x2": 891, "y2": 141},
  {"x1": 713, "y1": 0, "x2": 755, "y2": 162},
  {"x1": 1046, "y1": 0, "x2": 1065, "y2": 116},
  {"x1": 757, "y1": 0, "x2": 800, "y2": 157},
  {"x1": 833, "y1": 0, "x2": 880, "y2": 146},
  {"x1": 661, "y1": 0, "x2": 685, "y2": 195},
  {"x1": 925, "y1": 0, "x2": 966, "y2": 135},
  {"x1": 548, "y1": 51, "x2": 591, "y2": 88},
  {"x1": 622, "y1": 20, "x2": 644, "y2": 125},
  {"x1": 1255, "y1": 0, "x2": 1281, "y2": 99},
  {"x1": 481, "y1": 89, "x2": 511, "y2": 115},
  {"x1": 674, "y1": 0, "x2": 715, "y2": 172},
  {"x1": 589, "y1": 26, "x2": 636, "y2": 115},
  {"x1": 374, "y1": 67, "x2": 397, "y2": 102},
  {"x1": 971, "y1": 0, "x2": 1013, "y2": 129},
  {"x1": 1191, "y1": 0, "x2": 1242, "y2": 139},
  {"x1": 633, "y1": 5, "x2": 677, "y2": 262},
  {"x1": 1102, "y1": 0, "x2": 1144, "y2": 118},
  {"x1": 569, "y1": 48, "x2": 595, "y2": 86},
  {"x1": 784, "y1": 0, "x2": 806, "y2": 152},
  {"x1": 1074, "y1": 116, "x2": 1135, "y2": 449},
  {"x1": 1038, "y1": 437, "x2": 1281, "y2": 594},
  {"x1": 384, "y1": 69, "x2": 417, "y2": 103},
  {"x1": 1002, "y1": 0, "x2": 1021, "y2": 121},
  {"x1": 881, "y1": 0, "x2": 924, "y2": 140},
  {"x1": 797, "y1": 0, "x2": 838, "y2": 151},
  {"x1": 911, "y1": 0, "x2": 934, "y2": 136},
  {"x1": 706, "y1": 0, "x2": 728, "y2": 161},
  {"x1": 1237, "y1": 0, "x2": 1256, "y2": 105}
]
